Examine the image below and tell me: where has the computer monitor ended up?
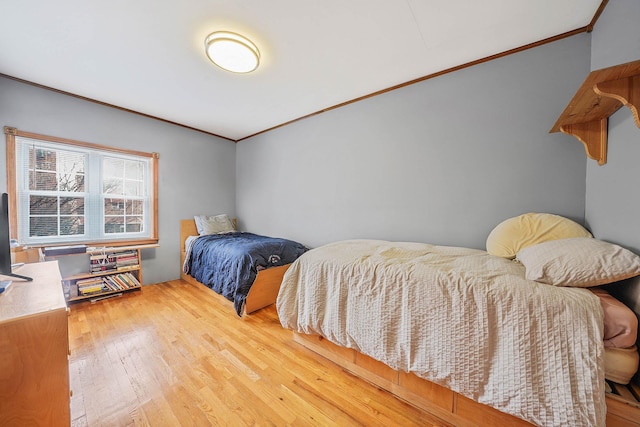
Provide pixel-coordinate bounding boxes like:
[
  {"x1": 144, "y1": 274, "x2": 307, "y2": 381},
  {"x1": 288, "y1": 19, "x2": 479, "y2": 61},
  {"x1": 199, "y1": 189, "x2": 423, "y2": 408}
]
[{"x1": 0, "y1": 193, "x2": 32, "y2": 281}]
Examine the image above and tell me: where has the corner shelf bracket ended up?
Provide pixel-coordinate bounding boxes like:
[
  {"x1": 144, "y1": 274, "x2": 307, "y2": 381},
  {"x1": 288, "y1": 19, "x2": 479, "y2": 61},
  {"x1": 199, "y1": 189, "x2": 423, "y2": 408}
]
[
  {"x1": 551, "y1": 59, "x2": 640, "y2": 165},
  {"x1": 594, "y1": 74, "x2": 640, "y2": 129},
  {"x1": 560, "y1": 119, "x2": 607, "y2": 165}
]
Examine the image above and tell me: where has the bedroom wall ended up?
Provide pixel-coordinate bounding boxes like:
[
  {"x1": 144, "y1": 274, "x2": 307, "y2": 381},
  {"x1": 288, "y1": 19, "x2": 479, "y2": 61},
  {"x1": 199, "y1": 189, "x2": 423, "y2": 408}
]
[
  {"x1": 585, "y1": 0, "x2": 640, "y2": 252},
  {"x1": 236, "y1": 34, "x2": 591, "y2": 250},
  {"x1": 0, "y1": 76, "x2": 236, "y2": 284},
  {"x1": 585, "y1": 0, "x2": 640, "y2": 317}
]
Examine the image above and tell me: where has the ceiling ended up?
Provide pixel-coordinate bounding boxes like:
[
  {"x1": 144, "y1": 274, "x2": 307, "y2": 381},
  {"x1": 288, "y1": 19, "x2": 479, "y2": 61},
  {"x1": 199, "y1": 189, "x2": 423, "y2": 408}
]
[{"x1": 0, "y1": 1, "x2": 604, "y2": 141}]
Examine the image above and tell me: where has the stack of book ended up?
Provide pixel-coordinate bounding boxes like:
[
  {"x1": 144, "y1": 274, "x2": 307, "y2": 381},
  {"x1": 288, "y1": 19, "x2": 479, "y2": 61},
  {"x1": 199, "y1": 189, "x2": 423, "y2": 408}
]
[
  {"x1": 90, "y1": 249, "x2": 139, "y2": 274},
  {"x1": 102, "y1": 272, "x2": 141, "y2": 291},
  {"x1": 115, "y1": 250, "x2": 139, "y2": 271},
  {"x1": 76, "y1": 277, "x2": 108, "y2": 296},
  {"x1": 90, "y1": 253, "x2": 117, "y2": 274}
]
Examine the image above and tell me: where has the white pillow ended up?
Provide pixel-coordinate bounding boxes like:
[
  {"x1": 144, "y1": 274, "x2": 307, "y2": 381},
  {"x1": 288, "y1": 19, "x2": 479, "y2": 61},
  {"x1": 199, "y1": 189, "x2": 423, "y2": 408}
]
[
  {"x1": 516, "y1": 238, "x2": 640, "y2": 287},
  {"x1": 194, "y1": 214, "x2": 236, "y2": 235}
]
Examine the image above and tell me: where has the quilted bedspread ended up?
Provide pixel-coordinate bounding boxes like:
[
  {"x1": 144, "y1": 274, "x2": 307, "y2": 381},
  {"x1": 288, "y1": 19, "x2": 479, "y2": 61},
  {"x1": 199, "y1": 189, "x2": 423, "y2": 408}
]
[
  {"x1": 276, "y1": 239, "x2": 606, "y2": 426},
  {"x1": 184, "y1": 232, "x2": 307, "y2": 316}
]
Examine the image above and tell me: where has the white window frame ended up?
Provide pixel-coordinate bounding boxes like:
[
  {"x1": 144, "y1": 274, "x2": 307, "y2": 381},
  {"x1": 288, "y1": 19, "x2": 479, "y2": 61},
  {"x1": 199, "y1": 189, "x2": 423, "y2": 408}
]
[{"x1": 4, "y1": 127, "x2": 158, "y2": 247}]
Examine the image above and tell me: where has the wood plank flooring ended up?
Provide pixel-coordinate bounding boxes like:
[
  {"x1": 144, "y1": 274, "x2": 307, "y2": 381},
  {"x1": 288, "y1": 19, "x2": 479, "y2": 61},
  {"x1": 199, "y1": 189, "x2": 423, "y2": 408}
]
[{"x1": 68, "y1": 280, "x2": 447, "y2": 426}]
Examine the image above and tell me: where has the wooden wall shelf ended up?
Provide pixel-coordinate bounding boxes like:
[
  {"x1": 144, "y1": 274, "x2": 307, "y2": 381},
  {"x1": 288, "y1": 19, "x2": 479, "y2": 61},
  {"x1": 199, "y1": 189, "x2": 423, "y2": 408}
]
[{"x1": 550, "y1": 59, "x2": 640, "y2": 165}]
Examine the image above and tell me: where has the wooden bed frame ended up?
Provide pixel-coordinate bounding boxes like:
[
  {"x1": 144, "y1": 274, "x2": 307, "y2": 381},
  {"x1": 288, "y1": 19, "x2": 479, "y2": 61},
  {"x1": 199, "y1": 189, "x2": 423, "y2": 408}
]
[
  {"x1": 293, "y1": 332, "x2": 640, "y2": 426},
  {"x1": 179, "y1": 219, "x2": 290, "y2": 315}
]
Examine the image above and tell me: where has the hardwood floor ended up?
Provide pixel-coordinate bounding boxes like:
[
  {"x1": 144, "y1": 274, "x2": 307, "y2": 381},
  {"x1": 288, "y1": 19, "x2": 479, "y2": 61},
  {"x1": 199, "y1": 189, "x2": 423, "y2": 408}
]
[{"x1": 68, "y1": 280, "x2": 447, "y2": 426}]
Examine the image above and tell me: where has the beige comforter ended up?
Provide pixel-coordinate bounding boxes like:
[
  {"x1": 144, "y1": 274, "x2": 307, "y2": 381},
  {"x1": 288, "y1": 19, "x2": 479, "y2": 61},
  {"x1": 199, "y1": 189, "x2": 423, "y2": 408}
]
[{"x1": 276, "y1": 239, "x2": 605, "y2": 427}]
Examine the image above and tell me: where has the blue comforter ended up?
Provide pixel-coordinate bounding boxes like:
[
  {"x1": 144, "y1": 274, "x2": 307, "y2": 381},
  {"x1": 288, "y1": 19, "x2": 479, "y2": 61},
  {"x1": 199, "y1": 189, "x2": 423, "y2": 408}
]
[{"x1": 187, "y1": 232, "x2": 308, "y2": 316}]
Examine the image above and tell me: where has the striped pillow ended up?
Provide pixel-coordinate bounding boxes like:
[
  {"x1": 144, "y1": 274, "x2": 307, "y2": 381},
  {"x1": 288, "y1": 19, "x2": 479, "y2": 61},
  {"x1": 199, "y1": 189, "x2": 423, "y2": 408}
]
[{"x1": 516, "y1": 238, "x2": 640, "y2": 287}]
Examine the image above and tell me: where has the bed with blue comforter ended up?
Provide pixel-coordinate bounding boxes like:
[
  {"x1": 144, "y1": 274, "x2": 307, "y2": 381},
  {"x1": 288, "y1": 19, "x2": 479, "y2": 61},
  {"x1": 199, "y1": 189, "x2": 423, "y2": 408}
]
[{"x1": 183, "y1": 232, "x2": 308, "y2": 316}]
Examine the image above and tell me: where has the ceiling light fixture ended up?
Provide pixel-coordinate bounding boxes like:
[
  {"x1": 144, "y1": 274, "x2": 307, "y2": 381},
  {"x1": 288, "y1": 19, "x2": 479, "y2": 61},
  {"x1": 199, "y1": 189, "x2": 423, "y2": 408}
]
[{"x1": 204, "y1": 31, "x2": 260, "y2": 73}]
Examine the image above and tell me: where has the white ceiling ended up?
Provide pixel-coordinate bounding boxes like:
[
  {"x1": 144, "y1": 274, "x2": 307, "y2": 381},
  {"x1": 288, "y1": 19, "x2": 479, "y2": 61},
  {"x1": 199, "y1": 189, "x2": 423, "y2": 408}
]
[{"x1": 0, "y1": 1, "x2": 603, "y2": 141}]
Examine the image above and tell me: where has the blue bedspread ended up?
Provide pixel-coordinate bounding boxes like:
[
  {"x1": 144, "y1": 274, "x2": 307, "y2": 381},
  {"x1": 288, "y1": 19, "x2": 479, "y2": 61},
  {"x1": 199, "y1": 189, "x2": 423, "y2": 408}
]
[{"x1": 187, "y1": 232, "x2": 308, "y2": 316}]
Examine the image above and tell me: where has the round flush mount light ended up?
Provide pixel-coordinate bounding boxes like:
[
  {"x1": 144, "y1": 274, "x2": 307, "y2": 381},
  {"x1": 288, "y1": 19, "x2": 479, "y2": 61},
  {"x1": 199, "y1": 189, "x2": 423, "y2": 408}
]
[{"x1": 204, "y1": 31, "x2": 260, "y2": 73}]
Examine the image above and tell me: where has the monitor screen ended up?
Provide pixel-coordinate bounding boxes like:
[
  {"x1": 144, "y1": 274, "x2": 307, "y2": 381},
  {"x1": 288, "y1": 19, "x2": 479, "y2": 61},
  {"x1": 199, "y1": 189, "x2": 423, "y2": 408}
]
[
  {"x1": 0, "y1": 193, "x2": 32, "y2": 281},
  {"x1": 0, "y1": 193, "x2": 12, "y2": 274}
]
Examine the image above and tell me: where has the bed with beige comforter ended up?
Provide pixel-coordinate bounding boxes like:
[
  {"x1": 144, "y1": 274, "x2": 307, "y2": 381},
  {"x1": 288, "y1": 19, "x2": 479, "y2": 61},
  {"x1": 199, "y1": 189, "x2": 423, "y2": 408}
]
[{"x1": 277, "y1": 239, "x2": 606, "y2": 426}]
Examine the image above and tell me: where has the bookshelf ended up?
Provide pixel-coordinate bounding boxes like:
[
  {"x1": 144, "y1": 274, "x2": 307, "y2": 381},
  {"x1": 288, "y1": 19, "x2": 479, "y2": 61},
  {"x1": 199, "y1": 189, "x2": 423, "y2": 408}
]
[{"x1": 53, "y1": 244, "x2": 158, "y2": 303}]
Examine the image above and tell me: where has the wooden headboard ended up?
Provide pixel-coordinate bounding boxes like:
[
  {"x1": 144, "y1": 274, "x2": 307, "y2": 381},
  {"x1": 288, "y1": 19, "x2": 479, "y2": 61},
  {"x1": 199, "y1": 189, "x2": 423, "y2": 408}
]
[{"x1": 179, "y1": 219, "x2": 198, "y2": 253}]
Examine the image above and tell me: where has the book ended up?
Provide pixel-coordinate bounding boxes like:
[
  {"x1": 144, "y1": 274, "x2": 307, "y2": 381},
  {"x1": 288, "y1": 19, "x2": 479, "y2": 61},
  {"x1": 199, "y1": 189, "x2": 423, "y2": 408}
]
[
  {"x1": 116, "y1": 258, "x2": 139, "y2": 265},
  {"x1": 114, "y1": 251, "x2": 138, "y2": 258},
  {"x1": 78, "y1": 284, "x2": 108, "y2": 295},
  {"x1": 103, "y1": 276, "x2": 123, "y2": 290},
  {"x1": 76, "y1": 278, "x2": 103, "y2": 287},
  {"x1": 120, "y1": 273, "x2": 140, "y2": 288},
  {"x1": 102, "y1": 279, "x2": 120, "y2": 292},
  {"x1": 91, "y1": 264, "x2": 117, "y2": 274},
  {"x1": 125, "y1": 273, "x2": 141, "y2": 287},
  {"x1": 91, "y1": 255, "x2": 116, "y2": 264},
  {"x1": 77, "y1": 281, "x2": 104, "y2": 289},
  {"x1": 116, "y1": 265, "x2": 139, "y2": 272},
  {"x1": 79, "y1": 288, "x2": 107, "y2": 296}
]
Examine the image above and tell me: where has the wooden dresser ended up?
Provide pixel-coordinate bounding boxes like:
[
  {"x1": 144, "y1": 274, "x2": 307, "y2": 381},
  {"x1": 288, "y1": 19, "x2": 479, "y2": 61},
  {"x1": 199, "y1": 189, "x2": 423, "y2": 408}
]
[{"x1": 0, "y1": 261, "x2": 70, "y2": 426}]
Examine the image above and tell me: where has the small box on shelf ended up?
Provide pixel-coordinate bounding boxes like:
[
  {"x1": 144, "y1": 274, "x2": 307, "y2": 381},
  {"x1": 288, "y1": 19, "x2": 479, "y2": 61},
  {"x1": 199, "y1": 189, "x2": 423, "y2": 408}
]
[{"x1": 43, "y1": 244, "x2": 87, "y2": 257}]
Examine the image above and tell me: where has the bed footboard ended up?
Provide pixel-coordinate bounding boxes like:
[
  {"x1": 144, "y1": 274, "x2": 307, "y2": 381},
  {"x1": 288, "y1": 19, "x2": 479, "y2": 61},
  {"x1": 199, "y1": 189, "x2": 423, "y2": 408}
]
[
  {"x1": 180, "y1": 259, "x2": 289, "y2": 315},
  {"x1": 293, "y1": 332, "x2": 640, "y2": 427},
  {"x1": 245, "y1": 264, "x2": 289, "y2": 313}
]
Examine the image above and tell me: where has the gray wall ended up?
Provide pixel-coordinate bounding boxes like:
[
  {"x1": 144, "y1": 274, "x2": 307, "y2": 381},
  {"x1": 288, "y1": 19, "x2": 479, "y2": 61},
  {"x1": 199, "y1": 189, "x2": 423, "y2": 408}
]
[
  {"x1": 586, "y1": 0, "x2": 640, "y2": 252},
  {"x1": 0, "y1": 76, "x2": 236, "y2": 284},
  {"x1": 585, "y1": 0, "x2": 640, "y2": 318},
  {"x1": 5, "y1": 4, "x2": 632, "y2": 284},
  {"x1": 237, "y1": 34, "x2": 591, "y2": 250}
]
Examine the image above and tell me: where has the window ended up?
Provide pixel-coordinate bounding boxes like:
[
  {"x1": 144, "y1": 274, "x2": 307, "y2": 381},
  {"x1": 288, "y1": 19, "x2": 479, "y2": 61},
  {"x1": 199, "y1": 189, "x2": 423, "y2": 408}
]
[{"x1": 5, "y1": 127, "x2": 158, "y2": 246}]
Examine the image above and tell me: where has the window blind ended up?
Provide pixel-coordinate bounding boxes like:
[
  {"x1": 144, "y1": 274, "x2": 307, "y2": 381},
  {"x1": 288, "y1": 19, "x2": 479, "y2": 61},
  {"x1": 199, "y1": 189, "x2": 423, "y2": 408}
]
[{"x1": 15, "y1": 136, "x2": 154, "y2": 245}]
